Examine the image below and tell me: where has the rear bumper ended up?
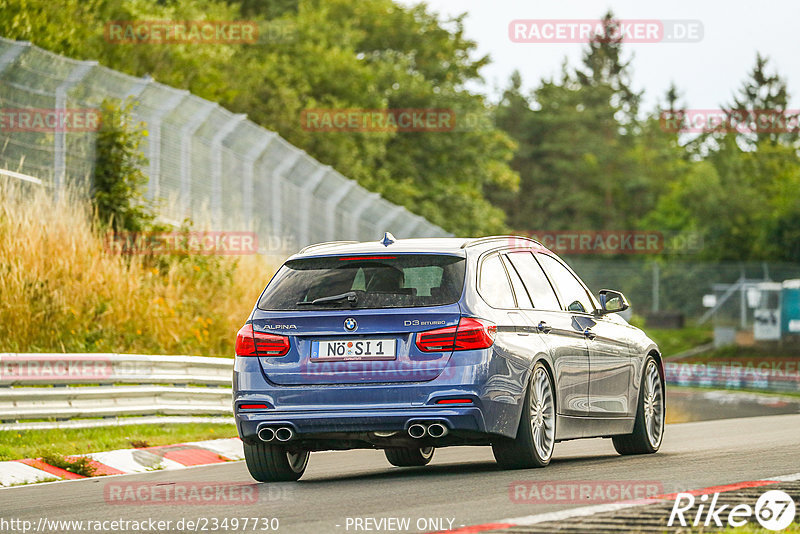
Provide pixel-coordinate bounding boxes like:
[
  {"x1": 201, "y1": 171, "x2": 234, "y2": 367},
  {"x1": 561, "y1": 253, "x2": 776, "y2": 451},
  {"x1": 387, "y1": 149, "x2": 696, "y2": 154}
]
[
  {"x1": 236, "y1": 406, "x2": 487, "y2": 441},
  {"x1": 233, "y1": 349, "x2": 529, "y2": 443}
]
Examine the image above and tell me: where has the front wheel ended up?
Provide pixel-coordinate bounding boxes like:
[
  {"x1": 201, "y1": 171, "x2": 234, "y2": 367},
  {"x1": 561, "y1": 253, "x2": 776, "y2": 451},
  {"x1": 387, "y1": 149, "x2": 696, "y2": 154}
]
[
  {"x1": 613, "y1": 356, "x2": 664, "y2": 455},
  {"x1": 243, "y1": 442, "x2": 309, "y2": 482},
  {"x1": 384, "y1": 446, "x2": 434, "y2": 467},
  {"x1": 492, "y1": 363, "x2": 556, "y2": 469}
]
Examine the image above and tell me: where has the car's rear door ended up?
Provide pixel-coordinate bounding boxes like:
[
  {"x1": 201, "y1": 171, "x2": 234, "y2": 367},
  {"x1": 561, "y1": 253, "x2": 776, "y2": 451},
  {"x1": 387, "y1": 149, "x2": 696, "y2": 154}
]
[
  {"x1": 534, "y1": 253, "x2": 634, "y2": 417},
  {"x1": 506, "y1": 251, "x2": 590, "y2": 417}
]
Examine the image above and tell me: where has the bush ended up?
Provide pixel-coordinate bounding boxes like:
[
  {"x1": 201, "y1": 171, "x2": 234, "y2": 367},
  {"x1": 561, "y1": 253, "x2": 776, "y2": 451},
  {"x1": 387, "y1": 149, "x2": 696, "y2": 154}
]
[
  {"x1": 92, "y1": 99, "x2": 155, "y2": 233},
  {"x1": 38, "y1": 450, "x2": 97, "y2": 477}
]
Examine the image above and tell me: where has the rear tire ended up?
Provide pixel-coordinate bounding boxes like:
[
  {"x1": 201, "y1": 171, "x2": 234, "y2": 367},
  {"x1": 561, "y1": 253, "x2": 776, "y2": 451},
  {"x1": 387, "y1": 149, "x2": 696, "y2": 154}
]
[
  {"x1": 384, "y1": 446, "x2": 434, "y2": 467},
  {"x1": 613, "y1": 356, "x2": 664, "y2": 455},
  {"x1": 243, "y1": 441, "x2": 309, "y2": 482},
  {"x1": 492, "y1": 363, "x2": 556, "y2": 469}
]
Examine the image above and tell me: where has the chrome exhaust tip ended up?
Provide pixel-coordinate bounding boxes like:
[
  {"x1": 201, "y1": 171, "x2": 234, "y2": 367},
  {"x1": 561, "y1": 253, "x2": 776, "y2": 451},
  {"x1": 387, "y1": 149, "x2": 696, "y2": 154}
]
[
  {"x1": 427, "y1": 423, "x2": 448, "y2": 438},
  {"x1": 408, "y1": 423, "x2": 427, "y2": 439},
  {"x1": 373, "y1": 431, "x2": 398, "y2": 438},
  {"x1": 257, "y1": 427, "x2": 275, "y2": 442},
  {"x1": 275, "y1": 427, "x2": 294, "y2": 442}
]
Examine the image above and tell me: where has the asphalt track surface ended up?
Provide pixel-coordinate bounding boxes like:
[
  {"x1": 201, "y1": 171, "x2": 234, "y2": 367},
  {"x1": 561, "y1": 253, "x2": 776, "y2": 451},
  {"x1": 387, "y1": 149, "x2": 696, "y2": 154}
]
[{"x1": 1, "y1": 410, "x2": 798, "y2": 534}]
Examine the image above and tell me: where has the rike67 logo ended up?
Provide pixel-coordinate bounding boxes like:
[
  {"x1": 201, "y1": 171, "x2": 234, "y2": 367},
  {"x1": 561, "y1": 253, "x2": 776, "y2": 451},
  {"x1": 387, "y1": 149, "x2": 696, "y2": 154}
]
[{"x1": 669, "y1": 489, "x2": 797, "y2": 531}]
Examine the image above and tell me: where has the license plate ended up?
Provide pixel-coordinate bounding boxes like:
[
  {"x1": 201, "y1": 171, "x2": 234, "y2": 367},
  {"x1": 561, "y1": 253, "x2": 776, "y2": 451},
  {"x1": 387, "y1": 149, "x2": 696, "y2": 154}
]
[{"x1": 311, "y1": 339, "x2": 396, "y2": 360}]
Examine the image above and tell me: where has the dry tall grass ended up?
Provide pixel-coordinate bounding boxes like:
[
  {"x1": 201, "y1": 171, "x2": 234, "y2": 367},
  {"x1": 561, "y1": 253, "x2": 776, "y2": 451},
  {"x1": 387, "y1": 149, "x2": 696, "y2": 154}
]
[{"x1": 0, "y1": 180, "x2": 277, "y2": 356}]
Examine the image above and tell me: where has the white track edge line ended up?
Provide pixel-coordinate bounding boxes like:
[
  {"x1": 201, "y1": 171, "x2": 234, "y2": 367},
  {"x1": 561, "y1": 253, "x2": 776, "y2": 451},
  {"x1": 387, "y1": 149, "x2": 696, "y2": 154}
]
[
  {"x1": 500, "y1": 499, "x2": 662, "y2": 526},
  {"x1": 498, "y1": 472, "x2": 800, "y2": 527}
]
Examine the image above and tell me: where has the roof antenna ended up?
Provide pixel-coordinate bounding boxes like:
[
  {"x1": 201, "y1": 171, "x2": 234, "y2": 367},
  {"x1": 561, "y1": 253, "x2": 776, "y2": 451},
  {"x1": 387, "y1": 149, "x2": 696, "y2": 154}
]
[{"x1": 380, "y1": 232, "x2": 397, "y2": 246}]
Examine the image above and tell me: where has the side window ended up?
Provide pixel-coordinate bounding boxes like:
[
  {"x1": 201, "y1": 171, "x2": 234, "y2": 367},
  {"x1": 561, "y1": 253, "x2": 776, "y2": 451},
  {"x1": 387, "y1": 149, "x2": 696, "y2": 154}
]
[
  {"x1": 479, "y1": 255, "x2": 516, "y2": 308},
  {"x1": 535, "y1": 253, "x2": 594, "y2": 313},
  {"x1": 501, "y1": 255, "x2": 533, "y2": 308},
  {"x1": 507, "y1": 252, "x2": 561, "y2": 310}
]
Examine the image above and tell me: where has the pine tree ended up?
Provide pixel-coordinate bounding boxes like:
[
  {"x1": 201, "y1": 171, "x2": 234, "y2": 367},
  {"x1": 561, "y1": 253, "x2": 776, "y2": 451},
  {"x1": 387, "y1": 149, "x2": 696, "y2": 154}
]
[{"x1": 726, "y1": 53, "x2": 796, "y2": 148}]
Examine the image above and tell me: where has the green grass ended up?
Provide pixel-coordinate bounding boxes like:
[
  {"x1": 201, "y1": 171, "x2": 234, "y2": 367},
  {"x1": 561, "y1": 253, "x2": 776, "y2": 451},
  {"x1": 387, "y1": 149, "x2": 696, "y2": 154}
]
[
  {"x1": 0, "y1": 423, "x2": 238, "y2": 461},
  {"x1": 642, "y1": 326, "x2": 713, "y2": 357}
]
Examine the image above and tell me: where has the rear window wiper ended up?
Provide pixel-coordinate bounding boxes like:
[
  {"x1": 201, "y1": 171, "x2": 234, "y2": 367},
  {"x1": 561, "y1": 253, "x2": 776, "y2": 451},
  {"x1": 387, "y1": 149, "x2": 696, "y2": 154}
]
[{"x1": 297, "y1": 291, "x2": 358, "y2": 307}]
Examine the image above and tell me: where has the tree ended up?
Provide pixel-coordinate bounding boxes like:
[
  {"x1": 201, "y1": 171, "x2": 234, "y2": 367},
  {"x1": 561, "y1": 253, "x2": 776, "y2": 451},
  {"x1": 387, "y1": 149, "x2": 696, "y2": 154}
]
[
  {"x1": 2, "y1": 0, "x2": 518, "y2": 235},
  {"x1": 727, "y1": 53, "x2": 796, "y2": 148},
  {"x1": 92, "y1": 99, "x2": 154, "y2": 232},
  {"x1": 490, "y1": 11, "x2": 652, "y2": 233}
]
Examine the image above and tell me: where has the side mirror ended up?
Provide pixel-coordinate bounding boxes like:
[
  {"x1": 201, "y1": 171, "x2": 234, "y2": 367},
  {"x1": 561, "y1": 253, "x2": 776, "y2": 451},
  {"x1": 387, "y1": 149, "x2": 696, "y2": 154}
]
[{"x1": 596, "y1": 289, "x2": 629, "y2": 315}]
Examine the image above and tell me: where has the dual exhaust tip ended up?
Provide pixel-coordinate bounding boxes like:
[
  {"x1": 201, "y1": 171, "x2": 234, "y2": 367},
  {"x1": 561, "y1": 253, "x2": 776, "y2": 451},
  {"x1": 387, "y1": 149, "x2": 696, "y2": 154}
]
[
  {"x1": 257, "y1": 426, "x2": 295, "y2": 442},
  {"x1": 408, "y1": 422, "x2": 448, "y2": 439},
  {"x1": 259, "y1": 422, "x2": 448, "y2": 442}
]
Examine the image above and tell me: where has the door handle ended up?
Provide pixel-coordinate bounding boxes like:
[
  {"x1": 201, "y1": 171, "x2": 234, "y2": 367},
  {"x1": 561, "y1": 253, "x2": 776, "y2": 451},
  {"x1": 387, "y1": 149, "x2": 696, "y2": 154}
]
[
  {"x1": 537, "y1": 321, "x2": 552, "y2": 334},
  {"x1": 583, "y1": 327, "x2": 596, "y2": 340}
]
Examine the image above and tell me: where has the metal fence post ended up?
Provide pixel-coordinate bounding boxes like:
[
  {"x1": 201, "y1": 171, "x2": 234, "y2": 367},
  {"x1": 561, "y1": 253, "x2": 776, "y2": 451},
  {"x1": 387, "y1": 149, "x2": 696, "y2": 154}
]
[
  {"x1": 739, "y1": 268, "x2": 747, "y2": 330},
  {"x1": 141, "y1": 90, "x2": 186, "y2": 201},
  {"x1": 296, "y1": 164, "x2": 330, "y2": 246},
  {"x1": 54, "y1": 60, "x2": 96, "y2": 198},
  {"x1": 178, "y1": 101, "x2": 216, "y2": 215},
  {"x1": 349, "y1": 192, "x2": 381, "y2": 240},
  {"x1": 242, "y1": 133, "x2": 276, "y2": 225},
  {"x1": 325, "y1": 179, "x2": 356, "y2": 241},
  {"x1": 396, "y1": 210, "x2": 420, "y2": 238},
  {"x1": 652, "y1": 262, "x2": 660, "y2": 313},
  {"x1": 0, "y1": 41, "x2": 29, "y2": 73},
  {"x1": 270, "y1": 151, "x2": 301, "y2": 239},
  {"x1": 374, "y1": 204, "x2": 405, "y2": 234},
  {"x1": 210, "y1": 114, "x2": 247, "y2": 227}
]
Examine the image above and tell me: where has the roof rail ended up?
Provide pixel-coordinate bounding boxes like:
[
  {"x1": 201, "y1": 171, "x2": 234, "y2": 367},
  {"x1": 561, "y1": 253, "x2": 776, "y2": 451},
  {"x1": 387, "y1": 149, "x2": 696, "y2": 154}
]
[
  {"x1": 461, "y1": 235, "x2": 545, "y2": 249},
  {"x1": 298, "y1": 241, "x2": 359, "y2": 254}
]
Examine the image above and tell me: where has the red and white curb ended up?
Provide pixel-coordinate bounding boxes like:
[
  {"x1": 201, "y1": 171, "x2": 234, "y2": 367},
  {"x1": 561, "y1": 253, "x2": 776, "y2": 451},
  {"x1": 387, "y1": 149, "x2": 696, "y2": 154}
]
[
  {"x1": 0, "y1": 438, "x2": 244, "y2": 487},
  {"x1": 439, "y1": 472, "x2": 800, "y2": 533}
]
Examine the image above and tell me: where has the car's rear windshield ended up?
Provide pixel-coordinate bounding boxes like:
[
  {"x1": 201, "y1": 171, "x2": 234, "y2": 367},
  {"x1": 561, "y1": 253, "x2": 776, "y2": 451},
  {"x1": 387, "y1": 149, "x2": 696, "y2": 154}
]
[{"x1": 257, "y1": 254, "x2": 466, "y2": 310}]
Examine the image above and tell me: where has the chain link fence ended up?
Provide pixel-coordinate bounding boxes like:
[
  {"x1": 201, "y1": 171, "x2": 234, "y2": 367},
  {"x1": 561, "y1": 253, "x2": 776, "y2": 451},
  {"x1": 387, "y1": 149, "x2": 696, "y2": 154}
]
[
  {"x1": 0, "y1": 37, "x2": 450, "y2": 252},
  {"x1": 564, "y1": 258, "x2": 800, "y2": 328}
]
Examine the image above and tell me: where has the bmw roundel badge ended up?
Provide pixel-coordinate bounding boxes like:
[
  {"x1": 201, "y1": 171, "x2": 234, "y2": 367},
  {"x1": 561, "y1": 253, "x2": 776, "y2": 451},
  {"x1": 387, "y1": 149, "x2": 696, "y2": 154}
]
[{"x1": 344, "y1": 318, "x2": 358, "y2": 332}]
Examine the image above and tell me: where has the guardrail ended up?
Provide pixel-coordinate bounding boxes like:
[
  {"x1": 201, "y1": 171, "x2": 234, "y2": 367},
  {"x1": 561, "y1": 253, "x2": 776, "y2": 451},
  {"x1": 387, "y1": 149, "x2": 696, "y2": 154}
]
[
  {"x1": 0, "y1": 168, "x2": 43, "y2": 186},
  {"x1": 3, "y1": 354, "x2": 796, "y2": 431},
  {"x1": 0, "y1": 353, "x2": 234, "y2": 430}
]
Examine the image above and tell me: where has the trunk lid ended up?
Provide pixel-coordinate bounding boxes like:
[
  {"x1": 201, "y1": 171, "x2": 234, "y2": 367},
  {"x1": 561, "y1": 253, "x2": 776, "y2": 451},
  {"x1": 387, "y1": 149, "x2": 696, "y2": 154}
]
[{"x1": 251, "y1": 306, "x2": 461, "y2": 385}]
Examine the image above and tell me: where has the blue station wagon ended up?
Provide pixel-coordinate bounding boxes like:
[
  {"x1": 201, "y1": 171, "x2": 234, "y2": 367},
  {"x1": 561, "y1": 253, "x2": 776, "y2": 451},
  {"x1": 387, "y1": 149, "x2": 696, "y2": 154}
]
[{"x1": 233, "y1": 234, "x2": 664, "y2": 481}]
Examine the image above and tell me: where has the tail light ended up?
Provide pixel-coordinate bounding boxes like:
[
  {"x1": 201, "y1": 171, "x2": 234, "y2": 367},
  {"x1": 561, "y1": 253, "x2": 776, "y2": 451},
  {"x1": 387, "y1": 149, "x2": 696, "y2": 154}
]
[
  {"x1": 416, "y1": 317, "x2": 496, "y2": 352},
  {"x1": 235, "y1": 324, "x2": 290, "y2": 357}
]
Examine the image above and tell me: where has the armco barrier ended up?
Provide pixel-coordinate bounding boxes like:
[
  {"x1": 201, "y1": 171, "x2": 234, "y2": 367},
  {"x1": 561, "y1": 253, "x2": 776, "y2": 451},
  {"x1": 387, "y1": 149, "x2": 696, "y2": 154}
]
[
  {"x1": 0, "y1": 353, "x2": 233, "y2": 430},
  {"x1": 3, "y1": 355, "x2": 797, "y2": 431}
]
